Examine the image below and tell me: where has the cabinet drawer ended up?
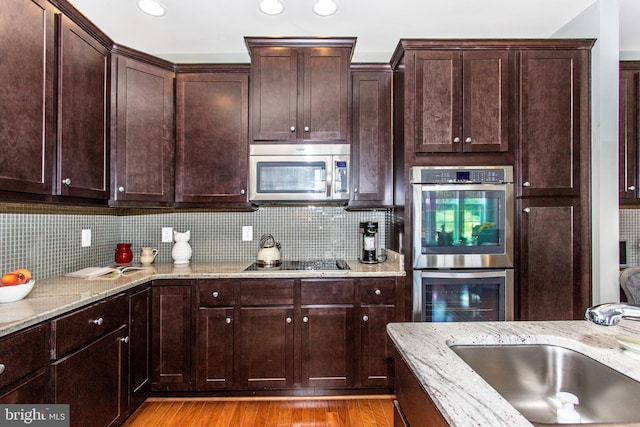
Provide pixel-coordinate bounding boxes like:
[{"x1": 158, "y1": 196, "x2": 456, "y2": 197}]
[
  {"x1": 301, "y1": 279, "x2": 354, "y2": 305},
  {"x1": 199, "y1": 280, "x2": 234, "y2": 306},
  {"x1": 0, "y1": 323, "x2": 50, "y2": 390},
  {"x1": 53, "y1": 293, "x2": 127, "y2": 357},
  {"x1": 360, "y1": 279, "x2": 396, "y2": 304},
  {"x1": 240, "y1": 280, "x2": 294, "y2": 305}
]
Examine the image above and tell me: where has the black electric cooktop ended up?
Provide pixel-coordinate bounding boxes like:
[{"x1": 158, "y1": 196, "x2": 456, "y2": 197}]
[{"x1": 244, "y1": 259, "x2": 350, "y2": 271}]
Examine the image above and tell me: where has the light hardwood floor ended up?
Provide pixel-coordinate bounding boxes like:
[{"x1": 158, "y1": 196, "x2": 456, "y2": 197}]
[{"x1": 122, "y1": 396, "x2": 395, "y2": 427}]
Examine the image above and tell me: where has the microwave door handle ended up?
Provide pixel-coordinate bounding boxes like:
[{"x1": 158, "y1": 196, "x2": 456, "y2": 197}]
[{"x1": 326, "y1": 167, "x2": 332, "y2": 198}]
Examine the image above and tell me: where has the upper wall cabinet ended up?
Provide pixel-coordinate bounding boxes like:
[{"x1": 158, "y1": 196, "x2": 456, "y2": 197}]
[
  {"x1": 175, "y1": 68, "x2": 250, "y2": 206},
  {"x1": 0, "y1": 0, "x2": 56, "y2": 196},
  {"x1": 57, "y1": 15, "x2": 110, "y2": 200},
  {"x1": 245, "y1": 37, "x2": 355, "y2": 144},
  {"x1": 111, "y1": 54, "x2": 175, "y2": 207},
  {"x1": 619, "y1": 62, "x2": 640, "y2": 203}
]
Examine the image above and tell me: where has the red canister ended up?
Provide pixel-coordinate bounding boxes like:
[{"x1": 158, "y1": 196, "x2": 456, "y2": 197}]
[{"x1": 115, "y1": 243, "x2": 133, "y2": 264}]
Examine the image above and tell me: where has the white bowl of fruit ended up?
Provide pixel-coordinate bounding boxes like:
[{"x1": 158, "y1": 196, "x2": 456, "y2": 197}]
[{"x1": 0, "y1": 269, "x2": 34, "y2": 303}]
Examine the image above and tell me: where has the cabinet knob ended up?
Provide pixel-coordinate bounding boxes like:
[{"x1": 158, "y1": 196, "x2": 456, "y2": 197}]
[
  {"x1": 0, "y1": 364, "x2": 5, "y2": 375},
  {"x1": 465, "y1": 137, "x2": 472, "y2": 143},
  {"x1": 362, "y1": 315, "x2": 369, "y2": 322},
  {"x1": 290, "y1": 126, "x2": 296, "y2": 132},
  {"x1": 286, "y1": 317, "x2": 292, "y2": 324},
  {"x1": 118, "y1": 186, "x2": 125, "y2": 193},
  {"x1": 226, "y1": 317, "x2": 232, "y2": 324},
  {"x1": 92, "y1": 317, "x2": 104, "y2": 326},
  {"x1": 629, "y1": 186, "x2": 636, "y2": 191},
  {"x1": 303, "y1": 316, "x2": 309, "y2": 323},
  {"x1": 304, "y1": 126, "x2": 310, "y2": 132},
  {"x1": 121, "y1": 336, "x2": 129, "y2": 343},
  {"x1": 523, "y1": 181, "x2": 531, "y2": 187},
  {"x1": 375, "y1": 289, "x2": 382, "y2": 296},
  {"x1": 353, "y1": 188, "x2": 358, "y2": 193},
  {"x1": 523, "y1": 207, "x2": 531, "y2": 213},
  {"x1": 62, "y1": 178, "x2": 71, "y2": 185},
  {"x1": 212, "y1": 291, "x2": 219, "y2": 298},
  {"x1": 240, "y1": 189, "x2": 245, "y2": 195},
  {"x1": 453, "y1": 137, "x2": 461, "y2": 143}
]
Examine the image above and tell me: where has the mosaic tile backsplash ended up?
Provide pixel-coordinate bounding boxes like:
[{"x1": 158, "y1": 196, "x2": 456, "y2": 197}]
[
  {"x1": 620, "y1": 209, "x2": 640, "y2": 266},
  {"x1": 0, "y1": 203, "x2": 389, "y2": 280}
]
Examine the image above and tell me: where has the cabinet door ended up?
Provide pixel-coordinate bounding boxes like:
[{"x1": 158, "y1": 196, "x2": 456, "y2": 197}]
[
  {"x1": 413, "y1": 50, "x2": 462, "y2": 153},
  {"x1": 151, "y1": 284, "x2": 192, "y2": 390},
  {"x1": 302, "y1": 47, "x2": 351, "y2": 142},
  {"x1": 53, "y1": 325, "x2": 128, "y2": 427},
  {"x1": 0, "y1": 369, "x2": 50, "y2": 404},
  {"x1": 250, "y1": 47, "x2": 298, "y2": 142},
  {"x1": 175, "y1": 72, "x2": 249, "y2": 204},
  {"x1": 113, "y1": 56, "x2": 174, "y2": 205},
  {"x1": 518, "y1": 198, "x2": 589, "y2": 320},
  {"x1": 619, "y1": 68, "x2": 638, "y2": 201},
  {"x1": 0, "y1": 0, "x2": 56, "y2": 195},
  {"x1": 518, "y1": 49, "x2": 589, "y2": 197},
  {"x1": 360, "y1": 305, "x2": 395, "y2": 388},
  {"x1": 462, "y1": 50, "x2": 510, "y2": 152},
  {"x1": 57, "y1": 15, "x2": 109, "y2": 200},
  {"x1": 239, "y1": 307, "x2": 294, "y2": 389},
  {"x1": 350, "y1": 69, "x2": 392, "y2": 205},
  {"x1": 300, "y1": 306, "x2": 355, "y2": 388},
  {"x1": 195, "y1": 307, "x2": 234, "y2": 390},
  {"x1": 128, "y1": 286, "x2": 151, "y2": 412}
]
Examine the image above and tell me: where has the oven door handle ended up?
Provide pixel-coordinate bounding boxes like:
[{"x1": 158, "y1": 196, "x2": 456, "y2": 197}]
[{"x1": 419, "y1": 270, "x2": 508, "y2": 279}]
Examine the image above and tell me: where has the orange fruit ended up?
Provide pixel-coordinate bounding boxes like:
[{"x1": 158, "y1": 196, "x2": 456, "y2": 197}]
[
  {"x1": 1, "y1": 272, "x2": 25, "y2": 286},
  {"x1": 13, "y1": 269, "x2": 31, "y2": 282}
]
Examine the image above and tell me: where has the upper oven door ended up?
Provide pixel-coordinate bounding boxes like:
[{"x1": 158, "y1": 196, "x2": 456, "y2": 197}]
[
  {"x1": 249, "y1": 155, "x2": 333, "y2": 202},
  {"x1": 412, "y1": 183, "x2": 514, "y2": 269}
]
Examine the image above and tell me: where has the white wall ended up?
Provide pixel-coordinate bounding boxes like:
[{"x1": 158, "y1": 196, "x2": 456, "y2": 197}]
[{"x1": 553, "y1": 0, "x2": 620, "y2": 304}]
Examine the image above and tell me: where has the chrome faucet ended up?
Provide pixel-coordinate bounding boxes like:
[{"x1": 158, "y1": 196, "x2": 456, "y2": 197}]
[{"x1": 585, "y1": 303, "x2": 640, "y2": 326}]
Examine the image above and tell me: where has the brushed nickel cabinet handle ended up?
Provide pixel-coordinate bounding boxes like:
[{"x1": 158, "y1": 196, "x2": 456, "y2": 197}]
[
  {"x1": 304, "y1": 126, "x2": 310, "y2": 132},
  {"x1": 629, "y1": 185, "x2": 636, "y2": 191},
  {"x1": 375, "y1": 289, "x2": 382, "y2": 296},
  {"x1": 0, "y1": 364, "x2": 5, "y2": 375},
  {"x1": 523, "y1": 181, "x2": 531, "y2": 187},
  {"x1": 226, "y1": 317, "x2": 232, "y2": 324},
  {"x1": 290, "y1": 126, "x2": 296, "y2": 132},
  {"x1": 93, "y1": 317, "x2": 104, "y2": 326},
  {"x1": 62, "y1": 178, "x2": 71, "y2": 185},
  {"x1": 240, "y1": 189, "x2": 246, "y2": 195},
  {"x1": 286, "y1": 317, "x2": 292, "y2": 324},
  {"x1": 465, "y1": 137, "x2": 472, "y2": 143},
  {"x1": 212, "y1": 291, "x2": 219, "y2": 298},
  {"x1": 523, "y1": 207, "x2": 531, "y2": 213},
  {"x1": 303, "y1": 316, "x2": 309, "y2": 323},
  {"x1": 453, "y1": 137, "x2": 461, "y2": 143},
  {"x1": 121, "y1": 336, "x2": 129, "y2": 343},
  {"x1": 362, "y1": 315, "x2": 369, "y2": 322},
  {"x1": 118, "y1": 186, "x2": 125, "y2": 192}
]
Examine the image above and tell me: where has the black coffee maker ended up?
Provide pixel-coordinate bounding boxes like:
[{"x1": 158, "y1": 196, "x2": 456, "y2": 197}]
[{"x1": 359, "y1": 221, "x2": 378, "y2": 263}]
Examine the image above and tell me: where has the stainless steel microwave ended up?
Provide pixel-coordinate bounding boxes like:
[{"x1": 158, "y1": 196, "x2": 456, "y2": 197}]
[{"x1": 249, "y1": 144, "x2": 350, "y2": 203}]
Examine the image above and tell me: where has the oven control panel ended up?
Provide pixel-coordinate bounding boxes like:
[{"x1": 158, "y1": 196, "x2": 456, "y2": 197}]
[{"x1": 411, "y1": 166, "x2": 513, "y2": 184}]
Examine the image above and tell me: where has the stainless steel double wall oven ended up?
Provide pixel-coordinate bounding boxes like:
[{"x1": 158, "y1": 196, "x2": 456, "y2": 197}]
[{"x1": 411, "y1": 166, "x2": 514, "y2": 322}]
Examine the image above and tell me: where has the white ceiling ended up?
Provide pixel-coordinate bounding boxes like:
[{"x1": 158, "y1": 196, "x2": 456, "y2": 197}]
[{"x1": 67, "y1": 0, "x2": 640, "y2": 63}]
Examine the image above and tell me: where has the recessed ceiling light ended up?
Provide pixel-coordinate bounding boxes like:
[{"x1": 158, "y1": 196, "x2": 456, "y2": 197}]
[
  {"x1": 313, "y1": 0, "x2": 337, "y2": 16},
  {"x1": 259, "y1": 0, "x2": 285, "y2": 15},
  {"x1": 137, "y1": 0, "x2": 166, "y2": 17}
]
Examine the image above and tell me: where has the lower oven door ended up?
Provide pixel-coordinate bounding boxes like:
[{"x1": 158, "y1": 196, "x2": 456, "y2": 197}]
[{"x1": 412, "y1": 269, "x2": 514, "y2": 322}]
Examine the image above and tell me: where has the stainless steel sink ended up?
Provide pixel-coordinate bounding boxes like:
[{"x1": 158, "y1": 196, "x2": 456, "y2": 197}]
[{"x1": 450, "y1": 344, "x2": 640, "y2": 425}]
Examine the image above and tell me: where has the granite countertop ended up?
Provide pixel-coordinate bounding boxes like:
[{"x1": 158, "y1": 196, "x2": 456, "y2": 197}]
[
  {"x1": 0, "y1": 253, "x2": 404, "y2": 338},
  {"x1": 387, "y1": 320, "x2": 640, "y2": 427}
]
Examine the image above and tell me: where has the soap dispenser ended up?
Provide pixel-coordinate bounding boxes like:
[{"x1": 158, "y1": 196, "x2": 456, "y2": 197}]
[{"x1": 556, "y1": 392, "x2": 581, "y2": 424}]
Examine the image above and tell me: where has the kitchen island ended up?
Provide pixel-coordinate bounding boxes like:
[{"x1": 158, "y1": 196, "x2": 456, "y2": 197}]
[{"x1": 387, "y1": 321, "x2": 640, "y2": 427}]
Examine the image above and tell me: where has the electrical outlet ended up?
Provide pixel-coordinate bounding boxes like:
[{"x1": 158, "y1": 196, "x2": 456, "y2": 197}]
[
  {"x1": 162, "y1": 227, "x2": 173, "y2": 243},
  {"x1": 242, "y1": 226, "x2": 253, "y2": 241},
  {"x1": 242, "y1": 225, "x2": 253, "y2": 242},
  {"x1": 81, "y1": 229, "x2": 91, "y2": 247}
]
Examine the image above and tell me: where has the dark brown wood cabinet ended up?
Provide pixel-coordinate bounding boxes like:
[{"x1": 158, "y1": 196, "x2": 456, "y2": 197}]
[
  {"x1": 127, "y1": 286, "x2": 151, "y2": 413},
  {"x1": 51, "y1": 294, "x2": 128, "y2": 427},
  {"x1": 620, "y1": 62, "x2": 640, "y2": 202},
  {"x1": 516, "y1": 44, "x2": 593, "y2": 320},
  {"x1": 57, "y1": 14, "x2": 110, "y2": 200},
  {"x1": 300, "y1": 279, "x2": 355, "y2": 388},
  {"x1": 238, "y1": 280, "x2": 295, "y2": 389},
  {"x1": 394, "y1": 43, "x2": 511, "y2": 156},
  {"x1": 111, "y1": 55, "x2": 174, "y2": 206},
  {"x1": 350, "y1": 66, "x2": 393, "y2": 206},
  {"x1": 0, "y1": 323, "x2": 51, "y2": 404},
  {"x1": 0, "y1": 0, "x2": 56, "y2": 197},
  {"x1": 246, "y1": 38, "x2": 355, "y2": 144},
  {"x1": 151, "y1": 281, "x2": 192, "y2": 391},
  {"x1": 175, "y1": 70, "x2": 250, "y2": 205},
  {"x1": 195, "y1": 280, "x2": 235, "y2": 390}
]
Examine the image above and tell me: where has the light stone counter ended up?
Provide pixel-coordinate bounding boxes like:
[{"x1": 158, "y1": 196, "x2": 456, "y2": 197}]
[
  {"x1": 0, "y1": 252, "x2": 404, "y2": 338},
  {"x1": 387, "y1": 320, "x2": 640, "y2": 427}
]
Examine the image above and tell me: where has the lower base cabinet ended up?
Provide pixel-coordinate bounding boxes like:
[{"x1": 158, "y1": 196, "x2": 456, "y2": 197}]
[{"x1": 127, "y1": 286, "x2": 151, "y2": 413}]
